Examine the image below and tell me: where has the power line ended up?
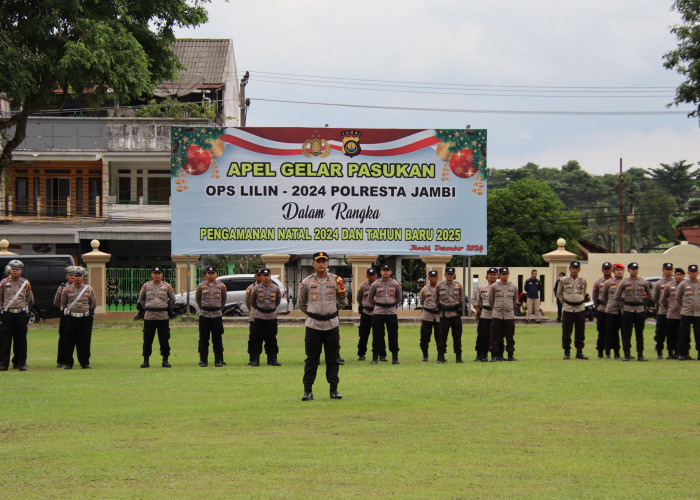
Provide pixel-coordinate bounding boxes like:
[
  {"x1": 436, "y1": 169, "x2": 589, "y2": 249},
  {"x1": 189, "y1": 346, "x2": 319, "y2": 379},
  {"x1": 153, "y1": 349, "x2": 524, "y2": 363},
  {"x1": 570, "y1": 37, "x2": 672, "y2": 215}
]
[{"x1": 250, "y1": 98, "x2": 690, "y2": 116}]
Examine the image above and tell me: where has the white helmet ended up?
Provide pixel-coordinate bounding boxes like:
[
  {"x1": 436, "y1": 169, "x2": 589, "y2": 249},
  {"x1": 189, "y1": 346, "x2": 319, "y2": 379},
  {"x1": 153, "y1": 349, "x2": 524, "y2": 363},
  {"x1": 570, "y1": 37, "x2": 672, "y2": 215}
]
[{"x1": 8, "y1": 259, "x2": 23, "y2": 269}]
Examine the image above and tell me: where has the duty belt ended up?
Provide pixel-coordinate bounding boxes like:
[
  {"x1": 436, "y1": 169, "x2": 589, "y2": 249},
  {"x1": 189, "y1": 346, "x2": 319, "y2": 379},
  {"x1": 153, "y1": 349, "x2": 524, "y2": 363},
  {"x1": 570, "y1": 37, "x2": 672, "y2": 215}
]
[
  {"x1": 69, "y1": 311, "x2": 90, "y2": 318},
  {"x1": 564, "y1": 299, "x2": 586, "y2": 306},
  {"x1": 255, "y1": 306, "x2": 276, "y2": 313},
  {"x1": 362, "y1": 305, "x2": 374, "y2": 312},
  {"x1": 374, "y1": 301, "x2": 395, "y2": 308},
  {"x1": 423, "y1": 307, "x2": 440, "y2": 315},
  {"x1": 306, "y1": 310, "x2": 339, "y2": 321},
  {"x1": 440, "y1": 304, "x2": 461, "y2": 311},
  {"x1": 481, "y1": 306, "x2": 492, "y2": 311},
  {"x1": 145, "y1": 307, "x2": 168, "y2": 311},
  {"x1": 6, "y1": 307, "x2": 27, "y2": 314},
  {"x1": 201, "y1": 306, "x2": 222, "y2": 312},
  {"x1": 625, "y1": 301, "x2": 644, "y2": 306}
]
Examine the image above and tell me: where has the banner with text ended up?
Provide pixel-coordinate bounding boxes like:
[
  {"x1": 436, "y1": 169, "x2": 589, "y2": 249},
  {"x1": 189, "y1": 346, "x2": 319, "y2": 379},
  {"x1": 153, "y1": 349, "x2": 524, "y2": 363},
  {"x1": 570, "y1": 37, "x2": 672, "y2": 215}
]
[{"x1": 171, "y1": 127, "x2": 487, "y2": 255}]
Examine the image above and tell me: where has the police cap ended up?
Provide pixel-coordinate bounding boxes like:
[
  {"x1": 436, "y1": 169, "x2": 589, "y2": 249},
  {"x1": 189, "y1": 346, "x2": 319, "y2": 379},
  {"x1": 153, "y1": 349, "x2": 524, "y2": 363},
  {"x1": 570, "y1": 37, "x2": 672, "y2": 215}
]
[
  {"x1": 499, "y1": 267, "x2": 509, "y2": 274},
  {"x1": 380, "y1": 264, "x2": 391, "y2": 271},
  {"x1": 73, "y1": 267, "x2": 85, "y2": 276},
  {"x1": 675, "y1": 267, "x2": 685, "y2": 275},
  {"x1": 205, "y1": 266, "x2": 217, "y2": 274},
  {"x1": 313, "y1": 252, "x2": 329, "y2": 261},
  {"x1": 428, "y1": 270, "x2": 439, "y2": 277},
  {"x1": 662, "y1": 262, "x2": 673, "y2": 270},
  {"x1": 487, "y1": 267, "x2": 498, "y2": 274},
  {"x1": 628, "y1": 262, "x2": 639, "y2": 270},
  {"x1": 152, "y1": 266, "x2": 163, "y2": 274},
  {"x1": 602, "y1": 262, "x2": 612, "y2": 269},
  {"x1": 689, "y1": 264, "x2": 699, "y2": 272},
  {"x1": 570, "y1": 261, "x2": 581, "y2": 268},
  {"x1": 445, "y1": 267, "x2": 456, "y2": 274},
  {"x1": 261, "y1": 268, "x2": 271, "y2": 275},
  {"x1": 367, "y1": 268, "x2": 377, "y2": 275},
  {"x1": 613, "y1": 263, "x2": 625, "y2": 270},
  {"x1": 8, "y1": 259, "x2": 23, "y2": 270}
]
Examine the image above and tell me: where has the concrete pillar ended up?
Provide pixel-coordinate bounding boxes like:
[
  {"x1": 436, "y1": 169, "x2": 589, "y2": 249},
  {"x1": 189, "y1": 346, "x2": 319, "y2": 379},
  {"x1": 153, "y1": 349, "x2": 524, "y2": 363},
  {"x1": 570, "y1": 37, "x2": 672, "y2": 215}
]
[
  {"x1": 420, "y1": 254, "x2": 453, "y2": 281},
  {"x1": 171, "y1": 254, "x2": 200, "y2": 294},
  {"x1": 261, "y1": 254, "x2": 290, "y2": 284},
  {"x1": 82, "y1": 239, "x2": 111, "y2": 314},
  {"x1": 0, "y1": 239, "x2": 18, "y2": 256},
  {"x1": 346, "y1": 255, "x2": 379, "y2": 308}
]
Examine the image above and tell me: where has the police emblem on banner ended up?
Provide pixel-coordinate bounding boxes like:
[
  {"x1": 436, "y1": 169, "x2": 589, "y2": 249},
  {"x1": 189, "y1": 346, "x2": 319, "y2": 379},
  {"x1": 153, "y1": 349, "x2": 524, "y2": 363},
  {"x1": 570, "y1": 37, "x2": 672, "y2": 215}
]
[
  {"x1": 302, "y1": 132, "x2": 331, "y2": 158},
  {"x1": 341, "y1": 130, "x2": 362, "y2": 158}
]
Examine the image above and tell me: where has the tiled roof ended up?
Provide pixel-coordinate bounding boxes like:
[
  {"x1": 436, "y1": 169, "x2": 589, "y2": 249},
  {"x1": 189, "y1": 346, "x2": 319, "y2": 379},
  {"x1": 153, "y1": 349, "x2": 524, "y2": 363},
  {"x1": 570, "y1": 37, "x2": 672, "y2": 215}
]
[
  {"x1": 164, "y1": 39, "x2": 232, "y2": 86},
  {"x1": 679, "y1": 227, "x2": 700, "y2": 245}
]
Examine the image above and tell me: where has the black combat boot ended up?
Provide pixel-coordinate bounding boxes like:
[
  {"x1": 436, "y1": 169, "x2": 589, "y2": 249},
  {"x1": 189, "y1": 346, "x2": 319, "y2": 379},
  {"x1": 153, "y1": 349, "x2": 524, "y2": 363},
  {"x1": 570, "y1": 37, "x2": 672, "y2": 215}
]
[
  {"x1": 473, "y1": 352, "x2": 482, "y2": 362},
  {"x1": 302, "y1": 388, "x2": 314, "y2": 401},
  {"x1": 267, "y1": 355, "x2": 281, "y2": 367},
  {"x1": 637, "y1": 352, "x2": 648, "y2": 361},
  {"x1": 455, "y1": 353, "x2": 464, "y2": 364},
  {"x1": 605, "y1": 350, "x2": 611, "y2": 359},
  {"x1": 598, "y1": 349, "x2": 604, "y2": 359},
  {"x1": 437, "y1": 352, "x2": 446, "y2": 363},
  {"x1": 161, "y1": 356, "x2": 171, "y2": 368},
  {"x1": 575, "y1": 349, "x2": 588, "y2": 360},
  {"x1": 140, "y1": 356, "x2": 150, "y2": 368},
  {"x1": 422, "y1": 349, "x2": 429, "y2": 362},
  {"x1": 563, "y1": 349, "x2": 571, "y2": 360},
  {"x1": 371, "y1": 356, "x2": 378, "y2": 364},
  {"x1": 329, "y1": 386, "x2": 342, "y2": 399},
  {"x1": 621, "y1": 351, "x2": 633, "y2": 361},
  {"x1": 508, "y1": 352, "x2": 518, "y2": 361},
  {"x1": 250, "y1": 356, "x2": 259, "y2": 367},
  {"x1": 666, "y1": 350, "x2": 675, "y2": 359},
  {"x1": 490, "y1": 352, "x2": 500, "y2": 362},
  {"x1": 614, "y1": 350, "x2": 621, "y2": 359},
  {"x1": 392, "y1": 356, "x2": 400, "y2": 365},
  {"x1": 199, "y1": 356, "x2": 208, "y2": 367},
  {"x1": 657, "y1": 350, "x2": 663, "y2": 360}
]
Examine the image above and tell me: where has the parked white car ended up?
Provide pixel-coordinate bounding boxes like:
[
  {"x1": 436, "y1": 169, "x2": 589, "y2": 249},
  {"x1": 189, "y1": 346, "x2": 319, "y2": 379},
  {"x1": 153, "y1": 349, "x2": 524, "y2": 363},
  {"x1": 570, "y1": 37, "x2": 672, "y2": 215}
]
[{"x1": 174, "y1": 274, "x2": 289, "y2": 315}]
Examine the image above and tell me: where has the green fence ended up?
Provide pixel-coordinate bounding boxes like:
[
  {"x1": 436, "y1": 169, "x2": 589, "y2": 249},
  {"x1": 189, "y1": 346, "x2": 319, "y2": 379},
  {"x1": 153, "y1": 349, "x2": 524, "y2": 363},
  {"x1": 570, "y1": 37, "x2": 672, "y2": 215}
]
[{"x1": 105, "y1": 267, "x2": 177, "y2": 311}]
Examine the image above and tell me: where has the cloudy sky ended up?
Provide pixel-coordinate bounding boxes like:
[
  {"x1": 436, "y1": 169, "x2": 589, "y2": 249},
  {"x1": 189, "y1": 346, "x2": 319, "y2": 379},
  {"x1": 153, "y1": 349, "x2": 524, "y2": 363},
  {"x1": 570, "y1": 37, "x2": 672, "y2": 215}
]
[{"x1": 175, "y1": 0, "x2": 700, "y2": 175}]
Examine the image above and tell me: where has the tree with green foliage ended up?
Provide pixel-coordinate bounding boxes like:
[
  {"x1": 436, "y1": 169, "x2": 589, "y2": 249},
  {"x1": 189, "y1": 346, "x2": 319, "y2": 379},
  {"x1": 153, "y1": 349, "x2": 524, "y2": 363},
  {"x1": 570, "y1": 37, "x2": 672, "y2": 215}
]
[
  {"x1": 0, "y1": 0, "x2": 211, "y2": 176},
  {"x1": 664, "y1": 0, "x2": 700, "y2": 123},
  {"x1": 645, "y1": 160, "x2": 700, "y2": 206},
  {"x1": 471, "y1": 178, "x2": 581, "y2": 267}
]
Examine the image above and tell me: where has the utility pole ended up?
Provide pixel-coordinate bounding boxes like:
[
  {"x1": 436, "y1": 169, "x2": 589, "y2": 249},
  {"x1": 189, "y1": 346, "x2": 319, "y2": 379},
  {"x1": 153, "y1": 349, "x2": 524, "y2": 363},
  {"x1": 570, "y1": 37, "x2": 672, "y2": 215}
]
[
  {"x1": 618, "y1": 158, "x2": 624, "y2": 253},
  {"x1": 628, "y1": 184, "x2": 635, "y2": 251},
  {"x1": 239, "y1": 71, "x2": 250, "y2": 126}
]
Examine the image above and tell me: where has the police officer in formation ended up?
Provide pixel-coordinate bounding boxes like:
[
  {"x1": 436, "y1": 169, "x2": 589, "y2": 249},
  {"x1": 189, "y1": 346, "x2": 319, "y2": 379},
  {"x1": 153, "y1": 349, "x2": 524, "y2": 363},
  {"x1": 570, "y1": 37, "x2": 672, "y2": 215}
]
[
  {"x1": 0, "y1": 259, "x2": 34, "y2": 371},
  {"x1": 250, "y1": 268, "x2": 282, "y2": 367},
  {"x1": 592, "y1": 262, "x2": 613, "y2": 358},
  {"x1": 137, "y1": 266, "x2": 176, "y2": 368},
  {"x1": 660, "y1": 267, "x2": 685, "y2": 359},
  {"x1": 652, "y1": 263, "x2": 675, "y2": 359},
  {"x1": 368, "y1": 264, "x2": 402, "y2": 364},
  {"x1": 298, "y1": 252, "x2": 347, "y2": 401},
  {"x1": 54, "y1": 265, "x2": 75, "y2": 368},
  {"x1": 676, "y1": 264, "x2": 700, "y2": 361},
  {"x1": 195, "y1": 266, "x2": 227, "y2": 367},
  {"x1": 435, "y1": 266, "x2": 464, "y2": 363},
  {"x1": 418, "y1": 270, "x2": 440, "y2": 362},
  {"x1": 614, "y1": 262, "x2": 652, "y2": 361},
  {"x1": 601, "y1": 263, "x2": 625, "y2": 358},
  {"x1": 488, "y1": 267, "x2": 518, "y2": 361},
  {"x1": 356, "y1": 267, "x2": 377, "y2": 361},
  {"x1": 61, "y1": 267, "x2": 96, "y2": 369},
  {"x1": 473, "y1": 267, "x2": 498, "y2": 362},
  {"x1": 245, "y1": 269, "x2": 265, "y2": 365},
  {"x1": 556, "y1": 261, "x2": 589, "y2": 360}
]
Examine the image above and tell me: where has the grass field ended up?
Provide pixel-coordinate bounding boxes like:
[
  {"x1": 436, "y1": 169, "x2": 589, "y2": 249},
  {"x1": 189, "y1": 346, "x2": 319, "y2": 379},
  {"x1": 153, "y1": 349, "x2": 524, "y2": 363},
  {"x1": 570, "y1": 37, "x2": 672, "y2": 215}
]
[{"x1": 1, "y1": 320, "x2": 699, "y2": 498}]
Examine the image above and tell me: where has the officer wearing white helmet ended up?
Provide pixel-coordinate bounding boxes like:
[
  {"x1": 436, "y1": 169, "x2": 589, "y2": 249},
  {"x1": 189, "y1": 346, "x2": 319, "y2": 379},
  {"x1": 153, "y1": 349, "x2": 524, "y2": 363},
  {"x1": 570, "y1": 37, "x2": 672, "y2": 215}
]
[
  {"x1": 0, "y1": 260, "x2": 35, "y2": 371},
  {"x1": 53, "y1": 266, "x2": 76, "y2": 367}
]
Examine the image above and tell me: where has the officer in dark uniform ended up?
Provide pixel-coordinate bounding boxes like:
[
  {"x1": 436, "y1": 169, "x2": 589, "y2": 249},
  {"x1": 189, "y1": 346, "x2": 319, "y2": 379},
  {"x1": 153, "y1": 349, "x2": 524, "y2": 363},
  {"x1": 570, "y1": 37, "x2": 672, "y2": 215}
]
[
  {"x1": 137, "y1": 266, "x2": 176, "y2": 368},
  {"x1": 418, "y1": 271, "x2": 440, "y2": 362},
  {"x1": 557, "y1": 261, "x2": 589, "y2": 360},
  {"x1": 250, "y1": 268, "x2": 282, "y2": 367},
  {"x1": 436, "y1": 266, "x2": 464, "y2": 363},
  {"x1": 245, "y1": 269, "x2": 267, "y2": 365},
  {"x1": 488, "y1": 267, "x2": 518, "y2": 361},
  {"x1": 661, "y1": 267, "x2": 685, "y2": 359},
  {"x1": 356, "y1": 267, "x2": 377, "y2": 361},
  {"x1": 368, "y1": 264, "x2": 402, "y2": 364},
  {"x1": 652, "y1": 263, "x2": 674, "y2": 359},
  {"x1": 53, "y1": 265, "x2": 75, "y2": 368},
  {"x1": 298, "y1": 252, "x2": 348, "y2": 401},
  {"x1": 61, "y1": 267, "x2": 96, "y2": 369},
  {"x1": 195, "y1": 266, "x2": 227, "y2": 367},
  {"x1": 592, "y1": 262, "x2": 612, "y2": 358},
  {"x1": 0, "y1": 260, "x2": 35, "y2": 371},
  {"x1": 614, "y1": 262, "x2": 652, "y2": 361},
  {"x1": 474, "y1": 267, "x2": 498, "y2": 362},
  {"x1": 676, "y1": 264, "x2": 700, "y2": 361}
]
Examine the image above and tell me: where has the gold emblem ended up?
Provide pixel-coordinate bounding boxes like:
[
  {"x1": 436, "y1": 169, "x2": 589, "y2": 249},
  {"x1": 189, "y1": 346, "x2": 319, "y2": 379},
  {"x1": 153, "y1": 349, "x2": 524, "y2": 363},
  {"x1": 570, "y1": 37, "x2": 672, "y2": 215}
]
[
  {"x1": 341, "y1": 130, "x2": 362, "y2": 158},
  {"x1": 302, "y1": 131, "x2": 331, "y2": 158}
]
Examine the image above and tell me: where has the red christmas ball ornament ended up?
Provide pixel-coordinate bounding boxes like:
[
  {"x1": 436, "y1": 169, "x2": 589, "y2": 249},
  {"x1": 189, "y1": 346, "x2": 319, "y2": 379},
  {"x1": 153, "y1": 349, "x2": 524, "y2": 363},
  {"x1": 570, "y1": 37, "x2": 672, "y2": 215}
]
[
  {"x1": 449, "y1": 148, "x2": 477, "y2": 178},
  {"x1": 184, "y1": 146, "x2": 211, "y2": 175}
]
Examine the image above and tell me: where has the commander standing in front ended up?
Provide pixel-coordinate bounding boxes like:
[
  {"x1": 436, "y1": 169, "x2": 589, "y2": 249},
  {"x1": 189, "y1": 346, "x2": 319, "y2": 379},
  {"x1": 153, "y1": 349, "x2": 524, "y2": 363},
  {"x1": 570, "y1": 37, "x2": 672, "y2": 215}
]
[{"x1": 298, "y1": 252, "x2": 348, "y2": 401}]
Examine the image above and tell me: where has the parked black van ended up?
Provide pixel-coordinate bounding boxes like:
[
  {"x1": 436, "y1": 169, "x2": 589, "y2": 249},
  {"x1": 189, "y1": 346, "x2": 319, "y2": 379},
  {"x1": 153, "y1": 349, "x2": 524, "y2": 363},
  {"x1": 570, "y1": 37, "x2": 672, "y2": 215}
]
[{"x1": 0, "y1": 255, "x2": 75, "y2": 323}]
